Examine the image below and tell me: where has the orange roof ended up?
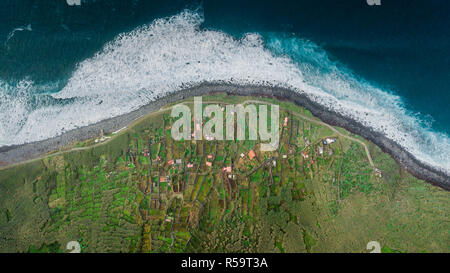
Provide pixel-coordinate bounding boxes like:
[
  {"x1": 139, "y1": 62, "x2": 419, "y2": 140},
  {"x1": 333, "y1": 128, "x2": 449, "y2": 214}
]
[
  {"x1": 168, "y1": 159, "x2": 174, "y2": 165},
  {"x1": 206, "y1": 161, "x2": 212, "y2": 167},
  {"x1": 160, "y1": 177, "x2": 166, "y2": 182},
  {"x1": 248, "y1": 150, "x2": 256, "y2": 160}
]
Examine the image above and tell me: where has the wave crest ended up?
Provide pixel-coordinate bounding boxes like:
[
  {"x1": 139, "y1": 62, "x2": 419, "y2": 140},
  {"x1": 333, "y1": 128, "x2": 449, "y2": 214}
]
[{"x1": 1, "y1": 10, "x2": 448, "y2": 174}]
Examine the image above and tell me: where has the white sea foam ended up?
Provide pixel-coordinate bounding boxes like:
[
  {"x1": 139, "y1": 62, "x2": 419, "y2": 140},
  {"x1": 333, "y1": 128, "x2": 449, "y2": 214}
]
[
  {"x1": 0, "y1": 10, "x2": 448, "y2": 174},
  {"x1": 4, "y1": 24, "x2": 32, "y2": 49}
]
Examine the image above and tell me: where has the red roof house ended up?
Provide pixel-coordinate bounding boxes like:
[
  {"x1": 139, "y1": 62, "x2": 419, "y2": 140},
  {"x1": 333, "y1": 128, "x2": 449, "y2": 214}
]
[{"x1": 248, "y1": 150, "x2": 256, "y2": 160}]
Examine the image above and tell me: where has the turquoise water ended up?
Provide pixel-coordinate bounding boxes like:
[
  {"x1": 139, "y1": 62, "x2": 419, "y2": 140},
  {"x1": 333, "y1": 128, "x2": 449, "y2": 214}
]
[{"x1": 0, "y1": 0, "x2": 448, "y2": 173}]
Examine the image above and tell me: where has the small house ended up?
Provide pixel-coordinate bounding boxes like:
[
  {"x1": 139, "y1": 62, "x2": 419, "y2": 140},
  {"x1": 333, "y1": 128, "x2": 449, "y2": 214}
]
[{"x1": 248, "y1": 150, "x2": 256, "y2": 160}]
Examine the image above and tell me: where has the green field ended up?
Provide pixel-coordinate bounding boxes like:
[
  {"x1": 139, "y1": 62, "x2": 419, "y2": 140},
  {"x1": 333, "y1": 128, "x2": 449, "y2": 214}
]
[{"x1": 0, "y1": 94, "x2": 448, "y2": 253}]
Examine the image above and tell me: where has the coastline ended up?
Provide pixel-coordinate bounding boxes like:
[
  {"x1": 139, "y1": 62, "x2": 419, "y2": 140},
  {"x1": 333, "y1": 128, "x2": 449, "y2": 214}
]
[{"x1": 0, "y1": 83, "x2": 448, "y2": 190}]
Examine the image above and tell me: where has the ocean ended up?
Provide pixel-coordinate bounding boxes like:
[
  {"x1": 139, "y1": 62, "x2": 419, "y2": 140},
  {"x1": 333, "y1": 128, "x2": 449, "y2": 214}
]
[{"x1": 0, "y1": 0, "x2": 449, "y2": 174}]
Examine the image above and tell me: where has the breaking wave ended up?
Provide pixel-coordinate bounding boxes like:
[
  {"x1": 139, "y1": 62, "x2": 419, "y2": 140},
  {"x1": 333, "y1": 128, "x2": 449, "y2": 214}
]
[{"x1": 0, "y1": 10, "x2": 448, "y2": 174}]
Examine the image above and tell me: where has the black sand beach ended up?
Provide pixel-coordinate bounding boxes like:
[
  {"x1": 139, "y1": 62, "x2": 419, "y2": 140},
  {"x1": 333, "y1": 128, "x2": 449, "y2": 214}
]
[{"x1": 0, "y1": 83, "x2": 448, "y2": 190}]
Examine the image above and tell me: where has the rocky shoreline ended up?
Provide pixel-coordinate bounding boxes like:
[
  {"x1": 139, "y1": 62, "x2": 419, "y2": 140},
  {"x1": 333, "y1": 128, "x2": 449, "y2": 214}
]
[{"x1": 0, "y1": 83, "x2": 448, "y2": 190}]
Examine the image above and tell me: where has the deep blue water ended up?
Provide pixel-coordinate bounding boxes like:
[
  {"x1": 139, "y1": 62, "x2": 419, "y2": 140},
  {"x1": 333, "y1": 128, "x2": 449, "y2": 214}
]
[
  {"x1": 0, "y1": 0, "x2": 449, "y2": 171},
  {"x1": 203, "y1": 0, "x2": 450, "y2": 133}
]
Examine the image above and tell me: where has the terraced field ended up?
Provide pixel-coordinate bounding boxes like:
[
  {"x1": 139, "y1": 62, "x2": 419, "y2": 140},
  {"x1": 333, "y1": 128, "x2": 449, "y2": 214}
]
[{"x1": 0, "y1": 94, "x2": 448, "y2": 253}]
